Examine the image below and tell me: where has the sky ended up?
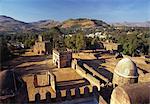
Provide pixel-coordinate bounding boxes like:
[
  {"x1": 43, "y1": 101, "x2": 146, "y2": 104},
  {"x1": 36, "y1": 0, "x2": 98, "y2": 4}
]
[{"x1": 0, "y1": 0, "x2": 150, "y2": 23}]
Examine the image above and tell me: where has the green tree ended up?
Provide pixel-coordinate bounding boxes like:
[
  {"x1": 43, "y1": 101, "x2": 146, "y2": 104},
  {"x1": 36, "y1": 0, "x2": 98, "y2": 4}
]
[
  {"x1": 0, "y1": 36, "x2": 12, "y2": 64},
  {"x1": 75, "y1": 32, "x2": 86, "y2": 51}
]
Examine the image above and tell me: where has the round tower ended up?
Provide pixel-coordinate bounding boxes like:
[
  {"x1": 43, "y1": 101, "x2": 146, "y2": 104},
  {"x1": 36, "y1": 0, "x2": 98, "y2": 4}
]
[{"x1": 113, "y1": 58, "x2": 138, "y2": 87}]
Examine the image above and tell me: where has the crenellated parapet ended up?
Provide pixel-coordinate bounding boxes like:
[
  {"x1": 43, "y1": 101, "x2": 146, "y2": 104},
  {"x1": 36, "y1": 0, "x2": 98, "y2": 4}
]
[{"x1": 33, "y1": 86, "x2": 99, "y2": 103}]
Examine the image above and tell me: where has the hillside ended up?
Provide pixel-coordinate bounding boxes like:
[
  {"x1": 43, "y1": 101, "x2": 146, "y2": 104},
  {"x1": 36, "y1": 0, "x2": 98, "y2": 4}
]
[
  {"x1": 0, "y1": 16, "x2": 110, "y2": 35},
  {"x1": 61, "y1": 18, "x2": 109, "y2": 29},
  {"x1": 0, "y1": 15, "x2": 60, "y2": 33},
  {"x1": 31, "y1": 20, "x2": 60, "y2": 29},
  {"x1": 0, "y1": 15, "x2": 32, "y2": 32}
]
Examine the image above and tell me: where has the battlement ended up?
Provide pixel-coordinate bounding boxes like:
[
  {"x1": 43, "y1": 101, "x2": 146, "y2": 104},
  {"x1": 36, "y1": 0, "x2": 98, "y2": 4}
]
[{"x1": 32, "y1": 86, "x2": 99, "y2": 103}]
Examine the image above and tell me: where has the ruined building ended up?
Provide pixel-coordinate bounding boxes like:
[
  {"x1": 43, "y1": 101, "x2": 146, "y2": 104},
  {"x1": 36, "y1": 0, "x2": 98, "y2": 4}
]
[
  {"x1": 52, "y1": 49, "x2": 72, "y2": 68},
  {"x1": 25, "y1": 57, "x2": 149, "y2": 104},
  {"x1": 0, "y1": 70, "x2": 28, "y2": 104},
  {"x1": 102, "y1": 41, "x2": 122, "y2": 52},
  {"x1": 33, "y1": 35, "x2": 52, "y2": 55}
]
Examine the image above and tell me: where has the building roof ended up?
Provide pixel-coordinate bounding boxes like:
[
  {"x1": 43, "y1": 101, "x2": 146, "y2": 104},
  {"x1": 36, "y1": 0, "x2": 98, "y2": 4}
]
[{"x1": 114, "y1": 58, "x2": 138, "y2": 78}]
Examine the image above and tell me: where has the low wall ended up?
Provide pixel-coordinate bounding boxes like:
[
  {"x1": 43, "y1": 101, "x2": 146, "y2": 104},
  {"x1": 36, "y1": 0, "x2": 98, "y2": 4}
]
[
  {"x1": 71, "y1": 59, "x2": 101, "y2": 90},
  {"x1": 86, "y1": 73, "x2": 101, "y2": 90},
  {"x1": 83, "y1": 63, "x2": 109, "y2": 83}
]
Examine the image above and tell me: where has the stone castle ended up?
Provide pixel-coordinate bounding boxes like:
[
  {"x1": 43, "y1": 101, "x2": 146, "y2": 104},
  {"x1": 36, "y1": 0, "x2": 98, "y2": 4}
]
[
  {"x1": 33, "y1": 35, "x2": 52, "y2": 55},
  {"x1": 1, "y1": 40, "x2": 150, "y2": 104},
  {"x1": 1, "y1": 57, "x2": 150, "y2": 104},
  {"x1": 32, "y1": 57, "x2": 150, "y2": 104},
  {"x1": 52, "y1": 49, "x2": 72, "y2": 68}
]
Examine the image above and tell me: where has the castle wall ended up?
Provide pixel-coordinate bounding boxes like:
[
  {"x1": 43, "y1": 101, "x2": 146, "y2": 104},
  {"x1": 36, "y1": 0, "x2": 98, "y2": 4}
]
[
  {"x1": 83, "y1": 63, "x2": 109, "y2": 83},
  {"x1": 33, "y1": 86, "x2": 99, "y2": 103},
  {"x1": 48, "y1": 72, "x2": 57, "y2": 92},
  {"x1": 71, "y1": 59, "x2": 101, "y2": 90}
]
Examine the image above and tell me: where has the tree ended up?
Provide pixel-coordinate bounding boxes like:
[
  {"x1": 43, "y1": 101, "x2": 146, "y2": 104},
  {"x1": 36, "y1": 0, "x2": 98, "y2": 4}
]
[
  {"x1": 75, "y1": 32, "x2": 86, "y2": 51},
  {"x1": 117, "y1": 31, "x2": 149, "y2": 56},
  {"x1": 0, "y1": 36, "x2": 12, "y2": 64}
]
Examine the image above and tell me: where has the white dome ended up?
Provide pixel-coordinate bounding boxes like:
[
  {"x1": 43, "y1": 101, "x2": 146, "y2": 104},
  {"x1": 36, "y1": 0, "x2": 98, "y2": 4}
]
[{"x1": 114, "y1": 58, "x2": 138, "y2": 78}]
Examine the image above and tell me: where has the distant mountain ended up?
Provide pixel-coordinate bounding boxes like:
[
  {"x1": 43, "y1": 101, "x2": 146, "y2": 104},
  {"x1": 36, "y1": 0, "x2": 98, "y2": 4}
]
[
  {"x1": 0, "y1": 15, "x2": 32, "y2": 32},
  {"x1": 31, "y1": 20, "x2": 60, "y2": 29},
  {"x1": 0, "y1": 16, "x2": 110, "y2": 35},
  {"x1": 61, "y1": 18, "x2": 109, "y2": 28},
  {"x1": 0, "y1": 15, "x2": 60, "y2": 33},
  {"x1": 112, "y1": 21, "x2": 150, "y2": 27}
]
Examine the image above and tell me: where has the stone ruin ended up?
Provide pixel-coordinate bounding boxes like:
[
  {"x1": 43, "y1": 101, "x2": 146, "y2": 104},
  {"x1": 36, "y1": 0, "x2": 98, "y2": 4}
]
[
  {"x1": 52, "y1": 49, "x2": 72, "y2": 68},
  {"x1": 33, "y1": 71, "x2": 56, "y2": 92},
  {"x1": 32, "y1": 86, "x2": 100, "y2": 104},
  {"x1": 102, "y1": 41, "x2": 122, "y2": 52},
  {"x1": 32, "y1": 35, "x2": 52, "y2": 55}
]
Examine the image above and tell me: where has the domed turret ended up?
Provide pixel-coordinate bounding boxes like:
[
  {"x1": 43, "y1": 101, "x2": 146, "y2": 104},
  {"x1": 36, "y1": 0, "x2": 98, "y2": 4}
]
[{"x1": 113, "y1": 58, "x2": 138, "y2": 87}]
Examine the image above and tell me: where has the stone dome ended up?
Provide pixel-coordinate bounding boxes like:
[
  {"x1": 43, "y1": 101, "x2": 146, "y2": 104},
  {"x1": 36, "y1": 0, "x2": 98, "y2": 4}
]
[
  {"x1": 114, "y1": 58, "x2": 138, "y2": 78},
  {"x1": 110, "y1": 82, "x2": 150, "y2": 104}
]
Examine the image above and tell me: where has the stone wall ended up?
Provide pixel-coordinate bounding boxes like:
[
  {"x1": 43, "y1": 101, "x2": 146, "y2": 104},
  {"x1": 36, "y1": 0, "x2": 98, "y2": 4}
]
[
  {"x1": 34, "y1": 72, "x2": 57, "y2": 92},
  {"x1": 86, "y1": 73, "x2": 101, "y2": 90},
  {"x1": 71, "y1": 59, "x2": 101, "y2": 90},
  {"x1": 37, "y1": 72, "x2": 49, "y2": 86},
  {"x1": 83, "y1": 63, "x2": 109, "y2": 83},
  {"x1": 33, "y1": 86, "x2": 99, "y2": 103},
  {"x1": 102, "y1": 42, "x2": 121, "y2": 51},
  {"x1": 48, "y1": 72, "x2": 57, "y2": 92}
]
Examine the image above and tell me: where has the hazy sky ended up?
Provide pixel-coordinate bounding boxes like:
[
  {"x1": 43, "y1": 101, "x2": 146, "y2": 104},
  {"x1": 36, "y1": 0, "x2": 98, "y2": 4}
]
[{"x1": 0, "y1": 0, "x2": 150, "y2": 22}]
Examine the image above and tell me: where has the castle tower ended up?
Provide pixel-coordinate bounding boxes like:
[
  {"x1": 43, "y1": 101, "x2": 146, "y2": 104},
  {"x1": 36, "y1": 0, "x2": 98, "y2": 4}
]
[
  {"x1": 113, "y1": 58, "x2": 138, "y2": 87},
  {"x1": 38, "y1": 35, "x2": 43, "y2": 42}
]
